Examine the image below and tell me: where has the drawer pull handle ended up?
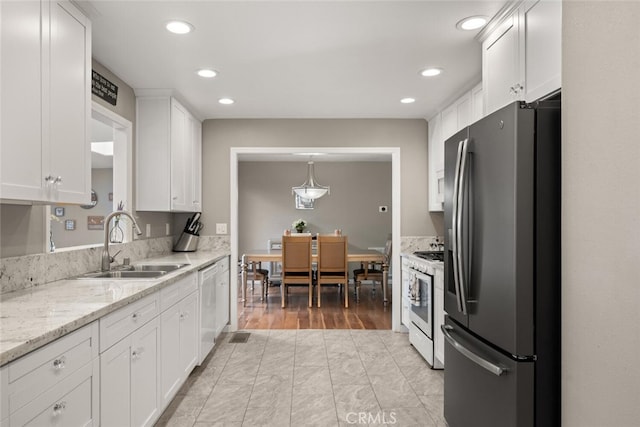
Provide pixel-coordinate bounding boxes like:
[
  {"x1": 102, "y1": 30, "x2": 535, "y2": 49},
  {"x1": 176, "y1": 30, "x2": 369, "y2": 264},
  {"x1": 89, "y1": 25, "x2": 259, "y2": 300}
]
[
  {"x1": 52, "y1": 356, "x2": 66, "y2": 370},
  {"x1": 53, "y1": 401, "x2": 67, "y2": 415}
]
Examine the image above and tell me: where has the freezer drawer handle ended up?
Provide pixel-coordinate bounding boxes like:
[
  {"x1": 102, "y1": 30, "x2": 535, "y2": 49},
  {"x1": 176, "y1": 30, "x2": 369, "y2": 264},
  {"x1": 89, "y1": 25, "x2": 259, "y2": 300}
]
[{"x1": 441, "y1": 325, "x2": 506, "y2": 376}]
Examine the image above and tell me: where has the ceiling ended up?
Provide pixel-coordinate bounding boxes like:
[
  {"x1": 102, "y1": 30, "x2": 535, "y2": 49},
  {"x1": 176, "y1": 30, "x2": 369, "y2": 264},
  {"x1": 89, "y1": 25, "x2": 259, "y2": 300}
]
[{"x1": 81, "y1": 1, "x2": 505, "y2": 121}]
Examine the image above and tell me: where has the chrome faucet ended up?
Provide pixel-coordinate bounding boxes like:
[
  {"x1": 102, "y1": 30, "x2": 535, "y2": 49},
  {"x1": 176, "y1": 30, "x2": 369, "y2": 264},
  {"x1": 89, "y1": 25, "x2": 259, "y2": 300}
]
[{"x1": 102, "y1": 210, "x2": 143, "y2": 271}]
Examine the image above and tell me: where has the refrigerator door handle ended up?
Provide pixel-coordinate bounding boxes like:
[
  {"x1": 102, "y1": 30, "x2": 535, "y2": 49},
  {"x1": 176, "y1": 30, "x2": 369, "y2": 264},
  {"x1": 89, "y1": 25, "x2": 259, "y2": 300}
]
[
  {"x1": 441, "y1": 325, "x2": 507, "y2": 376},
  {"x1": 451, "y1": 139, "x2": 465, "y2": 314},
  {"x1": 456, "y1": 138, "x2": 470, "y2": 314}
]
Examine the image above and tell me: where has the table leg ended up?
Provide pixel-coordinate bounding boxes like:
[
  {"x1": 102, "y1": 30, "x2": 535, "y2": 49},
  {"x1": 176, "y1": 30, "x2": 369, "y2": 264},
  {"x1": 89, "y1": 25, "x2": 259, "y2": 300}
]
[
  {"x1": 382, "y1": 262, "x2": 389, "y2": 306},
  {"x1": 241, "y1": 255, "x2": 248, "y2": 307}
]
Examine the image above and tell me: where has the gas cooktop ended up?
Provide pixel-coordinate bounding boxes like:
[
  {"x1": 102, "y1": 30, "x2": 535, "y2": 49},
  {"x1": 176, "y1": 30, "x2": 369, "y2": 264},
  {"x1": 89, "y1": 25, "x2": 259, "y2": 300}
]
[{"x1": 413, "y1": 251, "x2": 444, "y2": 262}]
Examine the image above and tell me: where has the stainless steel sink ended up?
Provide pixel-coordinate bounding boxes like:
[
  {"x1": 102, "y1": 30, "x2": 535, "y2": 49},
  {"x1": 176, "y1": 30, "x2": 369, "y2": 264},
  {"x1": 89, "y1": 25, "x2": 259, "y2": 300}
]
[
  {"x1": 132, "y1": 263, "x2": 190, "y2": 272},
  {"x1": 76, "y1": 263, "x2": 189, "y2": 279},
  {"x1": 78, "y1": 270, "x2": 167, "y2": 279}
]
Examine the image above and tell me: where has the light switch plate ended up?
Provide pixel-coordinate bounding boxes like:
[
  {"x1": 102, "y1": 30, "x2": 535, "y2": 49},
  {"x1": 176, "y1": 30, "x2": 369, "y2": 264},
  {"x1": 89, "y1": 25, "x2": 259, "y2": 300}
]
[{"x1": 216, "y1": 223, "x2": 228, "y2": 234}]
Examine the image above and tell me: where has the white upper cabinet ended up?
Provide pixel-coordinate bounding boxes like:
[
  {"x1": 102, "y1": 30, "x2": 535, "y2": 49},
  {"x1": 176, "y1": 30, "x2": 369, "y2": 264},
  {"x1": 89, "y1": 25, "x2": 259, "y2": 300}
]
[
  {"x1": 0, "y1": 0, "x2": 91, "y2": 204},
  {"x1": 428, "y1": 83, "x2": 482, "y2": 212},
  {"x1": 482, "y1": 0, "x2": 562, "y2": 115},
  {"x1": 522, "y1": 0, "x2": 562, "y2": 103},
  {"x1": 136, "y1": 95, "x2": 202, "y2": 212}
]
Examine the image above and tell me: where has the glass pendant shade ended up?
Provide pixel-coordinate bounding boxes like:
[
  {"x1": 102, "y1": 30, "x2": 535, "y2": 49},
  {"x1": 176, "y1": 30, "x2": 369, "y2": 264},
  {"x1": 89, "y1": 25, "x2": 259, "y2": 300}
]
[{"x1": 292, "y1": 161, "x2": 330, "y2": 200}]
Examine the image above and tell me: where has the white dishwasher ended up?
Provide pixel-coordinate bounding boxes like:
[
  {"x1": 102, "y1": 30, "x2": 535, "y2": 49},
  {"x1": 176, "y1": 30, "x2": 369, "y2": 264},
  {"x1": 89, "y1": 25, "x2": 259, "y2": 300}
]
[{"x1": 198, "y1": 263, "x2": 217, "y2": 364}]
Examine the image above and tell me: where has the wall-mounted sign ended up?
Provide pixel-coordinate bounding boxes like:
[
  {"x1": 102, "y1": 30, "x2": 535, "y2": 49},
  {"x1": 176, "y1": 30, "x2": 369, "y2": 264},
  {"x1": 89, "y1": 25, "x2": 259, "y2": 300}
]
[{"x1": 92, "y1": 69, "x2": 118, "y2": 106}]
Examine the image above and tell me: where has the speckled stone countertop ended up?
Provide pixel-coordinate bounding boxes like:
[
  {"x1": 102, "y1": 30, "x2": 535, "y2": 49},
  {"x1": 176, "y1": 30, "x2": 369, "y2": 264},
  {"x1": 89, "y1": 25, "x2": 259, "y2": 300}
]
[
  {"x1": 0, "y1": 250, "x2": 229, "y2": 366},
  {"x1": 400, "y1": 251, "x2": 444, "y2": 271}
]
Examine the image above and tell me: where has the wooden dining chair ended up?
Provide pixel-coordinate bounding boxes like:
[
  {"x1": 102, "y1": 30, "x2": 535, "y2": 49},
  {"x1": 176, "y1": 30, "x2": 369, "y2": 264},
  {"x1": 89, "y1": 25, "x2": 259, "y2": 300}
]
[
  {"x1": 281, "y1": 234, "x2": 313, "y2": 308},
  {"x1": 353, "y1": 238, "x2": 391, "y2": 302},
  {"x1": 316, "y1": 234, "x2": 349, "y2": 308},
  {"x1": 240, "y1": 261, "x2": 270, "y2": 301}
]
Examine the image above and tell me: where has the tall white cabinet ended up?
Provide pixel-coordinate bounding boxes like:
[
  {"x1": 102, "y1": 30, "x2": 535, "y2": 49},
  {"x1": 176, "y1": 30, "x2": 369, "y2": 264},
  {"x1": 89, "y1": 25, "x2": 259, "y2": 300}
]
[
  {"x1": 136, "y1": 94, "x2": 202, "y2": 212},
  {"x1": 0, "y1": 0, "x2": 91, "y2": 204}
]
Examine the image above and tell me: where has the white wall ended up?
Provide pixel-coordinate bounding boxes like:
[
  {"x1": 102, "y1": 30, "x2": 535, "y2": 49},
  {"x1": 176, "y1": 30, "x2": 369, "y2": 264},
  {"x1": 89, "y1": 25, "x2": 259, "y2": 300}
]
[{"x1": 562, "y1": 2, "x2": 640, "y2": 425}]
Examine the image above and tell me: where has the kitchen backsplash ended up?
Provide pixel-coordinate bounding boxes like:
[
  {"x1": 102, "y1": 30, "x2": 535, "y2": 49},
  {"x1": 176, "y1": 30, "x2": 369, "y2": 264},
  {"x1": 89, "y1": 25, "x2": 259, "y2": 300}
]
[
  {"x1": 400, "y1": 235, "x2": 443, "y2": 253},
  {"x1": 0, "y1": 235, "x2": 230, "y2": 295}
]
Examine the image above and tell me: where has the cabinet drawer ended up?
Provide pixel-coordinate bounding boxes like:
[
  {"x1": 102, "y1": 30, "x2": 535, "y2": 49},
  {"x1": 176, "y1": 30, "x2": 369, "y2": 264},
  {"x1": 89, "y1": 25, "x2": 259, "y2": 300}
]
[
  {"x1": 100, "y1": 293, "x2": 159, "y2": 352},
  {"x1": 160, "y1": 273, "x2": 197, "y2": 312},
  {"x1": 9, "y1": 361, "x2": 97, "y2": 427},
  {"x1": 7, "y1": 322, "x2": 98, "y2": 414}
]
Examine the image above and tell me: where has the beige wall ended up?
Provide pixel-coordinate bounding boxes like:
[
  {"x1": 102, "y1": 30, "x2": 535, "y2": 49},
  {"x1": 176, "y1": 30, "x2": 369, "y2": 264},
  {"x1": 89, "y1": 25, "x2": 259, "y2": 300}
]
[
  {"x1": 238, "y1": 161, "x2": 392, "y2": 254},
  {"x1": 562, "y1": 2, "x2": 640, "y2": 426},
  {"x1": 202, "y1": 119, "x2": 443, "y2": 240}
]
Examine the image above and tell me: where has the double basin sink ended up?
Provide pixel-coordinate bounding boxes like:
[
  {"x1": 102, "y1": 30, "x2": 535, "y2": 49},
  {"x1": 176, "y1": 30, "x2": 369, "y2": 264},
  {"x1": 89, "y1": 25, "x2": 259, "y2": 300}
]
[{"x1": 78, "y1": 263, "x2": 190, "y2": 280}]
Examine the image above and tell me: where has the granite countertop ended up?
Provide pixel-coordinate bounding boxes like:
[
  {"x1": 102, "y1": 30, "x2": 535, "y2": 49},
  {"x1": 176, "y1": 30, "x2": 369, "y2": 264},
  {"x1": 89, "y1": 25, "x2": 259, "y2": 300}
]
[{"x1": 0, "y1": 250, "x2": 229, "y2": 366}]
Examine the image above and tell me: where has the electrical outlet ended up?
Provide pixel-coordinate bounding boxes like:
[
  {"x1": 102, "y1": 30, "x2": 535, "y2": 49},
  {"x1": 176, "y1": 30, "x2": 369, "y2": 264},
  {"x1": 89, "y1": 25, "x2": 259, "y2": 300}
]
[
  {"x1": 379, "y1": 206, "x2": 388, "y2": 213},
  {"x1": 145, "y1": 224, "x2": 151, "y2": 238},
  {"x1": 216, "y1": 223, "x2": 228, "y2": 234}
]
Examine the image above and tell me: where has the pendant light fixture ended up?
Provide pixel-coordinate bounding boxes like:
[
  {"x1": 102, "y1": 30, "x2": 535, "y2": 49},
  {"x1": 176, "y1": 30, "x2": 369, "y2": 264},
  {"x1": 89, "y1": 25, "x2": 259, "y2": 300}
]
[{"x1": 292, "y1": 161, "x2": 330, "y2": 200}]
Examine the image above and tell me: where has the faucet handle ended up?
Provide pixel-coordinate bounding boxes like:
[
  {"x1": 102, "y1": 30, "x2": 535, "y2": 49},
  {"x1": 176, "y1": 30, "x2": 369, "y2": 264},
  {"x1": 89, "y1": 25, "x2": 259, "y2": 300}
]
[{"x1": 110, "y1": 250, "x2": 122, "y2": 263}]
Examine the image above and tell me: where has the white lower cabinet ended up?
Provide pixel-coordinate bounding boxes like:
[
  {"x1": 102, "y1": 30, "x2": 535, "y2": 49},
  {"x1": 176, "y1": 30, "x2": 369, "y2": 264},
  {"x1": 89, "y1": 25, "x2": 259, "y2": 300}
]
[
  {"x1": 160, "y1": 291, "x2": 198, "y2": 407},
  {"x1": 215, "y1": 258, "x2": 230, "y2": 337},
  {"x1": 2, "y1": 322, "x2": 99, "y2": 427},
  {"x1": 100, "y1": 316, "x2": 160, "y2": 427}
]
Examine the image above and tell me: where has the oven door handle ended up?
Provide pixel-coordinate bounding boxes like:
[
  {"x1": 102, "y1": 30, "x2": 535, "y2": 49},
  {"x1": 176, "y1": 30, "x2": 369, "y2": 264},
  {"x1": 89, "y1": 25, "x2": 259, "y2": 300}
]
[{"x1": 441, "y1": 325, "x2": 506, "y2": 376}]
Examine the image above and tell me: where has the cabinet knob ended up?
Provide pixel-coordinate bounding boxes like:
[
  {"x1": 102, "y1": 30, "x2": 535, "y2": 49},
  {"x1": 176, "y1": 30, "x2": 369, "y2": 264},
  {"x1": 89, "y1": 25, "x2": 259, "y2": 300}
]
[
  {"x1": 44, "y1": 175, "x2": 54, "y2": 183},
  {"x1": 132, "y1": 312, "x2": 140, "y2": 320},
  {"x1": 53, "y1": 401, "x2": 67, "y2": 416},
  {"x1": 53, "y1": 176, "x2": 63, "y2": 185},
  {"x1": 52, "y1": 356, "x2": 66, "y2": 370}
]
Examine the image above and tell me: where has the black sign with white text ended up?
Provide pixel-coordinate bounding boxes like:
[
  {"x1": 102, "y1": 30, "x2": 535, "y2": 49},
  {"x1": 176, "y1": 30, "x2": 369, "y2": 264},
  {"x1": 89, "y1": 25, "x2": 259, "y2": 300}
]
[{"x1": 91, "y1": 70, "x2": 118, "y2": 106}]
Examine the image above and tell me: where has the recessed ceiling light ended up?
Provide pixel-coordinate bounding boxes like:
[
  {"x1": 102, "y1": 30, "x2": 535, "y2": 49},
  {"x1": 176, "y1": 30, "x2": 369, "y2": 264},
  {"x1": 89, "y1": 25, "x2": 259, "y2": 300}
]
[
  {"x1": 218, "y1": 98, "x2": 234, "y2": 105},
  {"x1": 400, "y1": 98, "x2": 416, "y2": 104},
  {"x1": 456, "y1": 16, "x2": 488, "y2": 31},
  {"x1": 165, "y1": 20, "x2": 194, "y2": 34},
  {"x1": 197, "y1": 69, "x2": 217, "y2": 78},
  {"x1": 421, "y1": 68, "x2": 443, "y2": 77}
]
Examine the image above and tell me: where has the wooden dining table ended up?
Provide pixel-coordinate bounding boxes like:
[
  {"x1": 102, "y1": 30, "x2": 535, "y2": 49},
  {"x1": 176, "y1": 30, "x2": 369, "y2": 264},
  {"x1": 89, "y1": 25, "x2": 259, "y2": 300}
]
[{"x1": 240, "y1": 245, "x2": 389, "y2": 307}]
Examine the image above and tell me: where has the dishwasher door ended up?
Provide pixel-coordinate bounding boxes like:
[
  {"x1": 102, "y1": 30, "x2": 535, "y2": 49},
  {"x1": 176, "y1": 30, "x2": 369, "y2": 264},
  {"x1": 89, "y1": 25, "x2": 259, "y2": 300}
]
[{"x1": 198, "y1": 263, "x2": 217, "y2": 364}]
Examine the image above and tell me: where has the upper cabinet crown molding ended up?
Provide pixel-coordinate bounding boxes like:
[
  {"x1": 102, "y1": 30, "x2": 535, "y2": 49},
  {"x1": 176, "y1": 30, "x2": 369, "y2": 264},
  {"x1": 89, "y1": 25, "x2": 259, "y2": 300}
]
[
  {"x1": 136, "y1": 95, "x2": 202, "y2": 212},
  {"x1": 1, "y1": 0, "x2": 92, "y2": 204}
]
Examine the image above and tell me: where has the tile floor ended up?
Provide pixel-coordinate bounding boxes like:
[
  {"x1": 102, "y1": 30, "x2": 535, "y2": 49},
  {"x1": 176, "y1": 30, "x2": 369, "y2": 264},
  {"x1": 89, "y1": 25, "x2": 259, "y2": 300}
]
[{"x1": 156, "y1": 330, "x2": 445, "y2": 427}]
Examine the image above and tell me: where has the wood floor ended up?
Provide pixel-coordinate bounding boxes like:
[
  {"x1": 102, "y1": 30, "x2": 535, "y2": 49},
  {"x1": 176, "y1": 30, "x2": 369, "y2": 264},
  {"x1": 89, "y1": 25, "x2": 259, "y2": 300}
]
[{"x1": 238, "y1": 281, "x2": 392, "y2": 330}]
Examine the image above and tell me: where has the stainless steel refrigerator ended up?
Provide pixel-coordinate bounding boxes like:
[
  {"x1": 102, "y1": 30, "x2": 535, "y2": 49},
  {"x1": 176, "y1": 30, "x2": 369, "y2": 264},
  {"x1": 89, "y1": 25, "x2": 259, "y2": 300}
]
[{"x1": 442, "y1": 100, "x2": 561, "y2": 427}]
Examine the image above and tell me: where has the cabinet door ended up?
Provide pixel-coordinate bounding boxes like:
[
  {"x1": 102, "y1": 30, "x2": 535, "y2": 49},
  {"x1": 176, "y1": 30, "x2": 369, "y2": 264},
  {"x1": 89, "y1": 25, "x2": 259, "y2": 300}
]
[
  {"x1": 170, "y1": 99, "x2": 189, "y2": 211},
  {"x1": 523, "y1": 0, "x2": 561, "y2": 102},
  {"x1": 470, "y1": 83, "x2": 484, "y2": 123},
  {"x1": 160, "y1": 304, "x2": 182, "y2": 407},
  {"x1": 215, "y1": 271, "x2": 230, "y2": 337},
  {"x1": 0, "y1": 0, "x2": 45, "y2": 201},
  {"x1": 189, "y1": 117, "x2": 203, "y2": 212},
  {"x1": 47, "y1": 1, "x2": 91, "y2": 204},
  {"x1": 180, "y1": 292, "x2": 199, "y2": 378},
  {"x1": 428, "y1": 113, "x2": 444, "y2": 212},
  {"x1": 131, "y1": 317, "x2": 160, "y2": 427},
  {"x1": 483, "y1": 13, "x2": 522, "y2": 115},
  {"x1": 456, "y1": 92, "x2": 472, "y2": 130},
  {"x1": 100, "y1": 337, "x2": 131, "y2": 427}
]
